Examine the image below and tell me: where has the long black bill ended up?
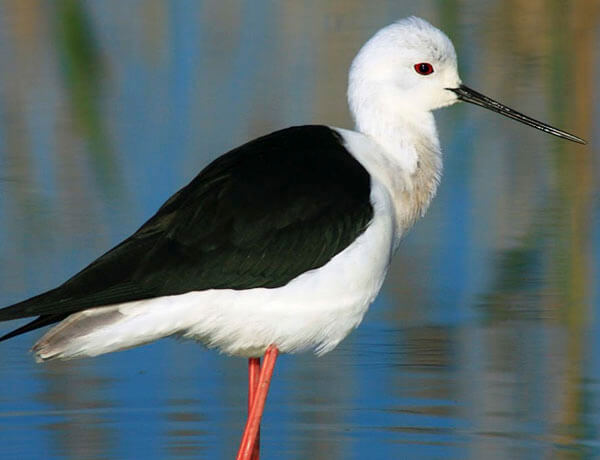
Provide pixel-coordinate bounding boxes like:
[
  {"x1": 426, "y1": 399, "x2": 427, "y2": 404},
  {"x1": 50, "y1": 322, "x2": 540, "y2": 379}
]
[{"x1": 448, "y1": 84, "x2": 586, "y2": 144}]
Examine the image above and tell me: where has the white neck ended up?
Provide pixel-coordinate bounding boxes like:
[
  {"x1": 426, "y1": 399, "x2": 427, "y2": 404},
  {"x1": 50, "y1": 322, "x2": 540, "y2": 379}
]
[
  {"x1": 353, "y1": 99, "x2": 440, "y2": 171},
  {"x1": 348, "y1": 97, "x2": 443, "y2": 236}
]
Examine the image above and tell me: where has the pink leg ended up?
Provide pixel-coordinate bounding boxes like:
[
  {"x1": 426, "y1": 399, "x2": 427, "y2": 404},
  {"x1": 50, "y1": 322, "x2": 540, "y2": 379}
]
[
  {"x1": 236, "y1": 346, "x2": 279, "y2": 460},
  {"x1": 248, "y1": 358, "x2": 261, "y2": 460}
]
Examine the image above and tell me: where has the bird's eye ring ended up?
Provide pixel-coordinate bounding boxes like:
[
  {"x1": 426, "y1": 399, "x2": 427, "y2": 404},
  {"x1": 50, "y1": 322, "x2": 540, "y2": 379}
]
[{"x1": 414, "y1": 63, "x2": 434, "y2": 75}]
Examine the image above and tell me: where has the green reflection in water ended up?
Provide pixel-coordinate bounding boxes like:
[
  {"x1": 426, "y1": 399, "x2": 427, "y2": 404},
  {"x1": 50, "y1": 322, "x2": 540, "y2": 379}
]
[{"x1": 55, "y1": 0, "x2": 119, "y2": 196}]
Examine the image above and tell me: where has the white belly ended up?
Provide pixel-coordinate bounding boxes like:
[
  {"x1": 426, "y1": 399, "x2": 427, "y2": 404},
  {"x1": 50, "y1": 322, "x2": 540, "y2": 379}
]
[
  {"x1": 180, "y1": 181, "x2": 395, "y2": 356},
  {"x1": 34, "y1": 182, "x2": 395, "y2": 360}
]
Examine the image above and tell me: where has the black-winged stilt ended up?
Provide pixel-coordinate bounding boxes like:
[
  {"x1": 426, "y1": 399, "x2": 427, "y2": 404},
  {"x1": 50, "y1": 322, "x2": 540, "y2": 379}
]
[{"x1": 0, "y1": 16, "x2": 585, "y2": 460}]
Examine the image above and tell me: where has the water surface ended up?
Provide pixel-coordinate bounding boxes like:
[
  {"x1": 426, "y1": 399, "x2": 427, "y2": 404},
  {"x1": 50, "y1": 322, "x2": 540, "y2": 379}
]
[{"x1": 0, "y1": 2, "x2": 598, "y2": 459}]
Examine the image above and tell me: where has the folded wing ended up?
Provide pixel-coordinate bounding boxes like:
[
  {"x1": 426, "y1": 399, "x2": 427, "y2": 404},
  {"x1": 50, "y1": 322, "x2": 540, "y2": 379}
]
[{"x1": 0, "y1": 126, "x2": 374, "y2": 339}]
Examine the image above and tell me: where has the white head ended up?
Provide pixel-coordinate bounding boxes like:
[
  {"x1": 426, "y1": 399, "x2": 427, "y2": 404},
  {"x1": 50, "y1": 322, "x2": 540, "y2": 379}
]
[
  {"x1": 349, "y1": 17, "x2": 461, "y2": 131},
  {"x1": 348, "y1": 17, "x2": 585, "y2": 144}
]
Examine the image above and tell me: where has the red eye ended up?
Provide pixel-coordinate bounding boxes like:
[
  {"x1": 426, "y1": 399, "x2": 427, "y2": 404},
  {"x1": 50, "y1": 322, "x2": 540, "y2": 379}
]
[{"x1": 414, "y1": 62, "x2": 434, "y2": 75}]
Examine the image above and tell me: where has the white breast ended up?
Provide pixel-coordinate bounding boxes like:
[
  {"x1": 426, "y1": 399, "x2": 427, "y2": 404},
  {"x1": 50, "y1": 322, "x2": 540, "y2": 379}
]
[{"x1": 334, "y1": 124, "x2": 442, "y2": 239}]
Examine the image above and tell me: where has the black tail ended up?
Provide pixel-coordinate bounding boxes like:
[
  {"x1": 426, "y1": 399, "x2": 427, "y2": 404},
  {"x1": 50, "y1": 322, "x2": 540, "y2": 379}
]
[
  {"x1": 0, "y1": 314, "x2": 65, "y2": 342},
  {"x1": 0, "y1": 288, "x2": 66, "y2": 342}
]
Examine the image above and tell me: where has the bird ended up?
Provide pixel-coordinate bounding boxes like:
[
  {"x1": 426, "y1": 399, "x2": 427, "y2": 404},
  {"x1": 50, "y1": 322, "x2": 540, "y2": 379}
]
[{"x1": 0, "y1": 16, "x2": 585, "y2": 460}]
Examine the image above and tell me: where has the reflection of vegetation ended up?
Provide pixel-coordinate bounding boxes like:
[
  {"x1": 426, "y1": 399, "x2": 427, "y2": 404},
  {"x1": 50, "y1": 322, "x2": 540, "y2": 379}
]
[
  {"x1": 479, "y1": 231, "x2": 545, "y2": 322},
  {"x1": 478, "y1": 1, "x2": 597, "y2": 455},
  {"x1": 437, "y1": 0, "x2": 459, "y2": 39},
  {"x1": 55, "y1": 0, "x2": 118, "y2": 195}
]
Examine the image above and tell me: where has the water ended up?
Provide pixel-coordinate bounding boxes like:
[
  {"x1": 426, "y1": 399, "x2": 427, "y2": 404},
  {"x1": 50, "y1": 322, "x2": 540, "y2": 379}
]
[{"x1": 0, "y1": 1, "x2": 598, "y2": 459}]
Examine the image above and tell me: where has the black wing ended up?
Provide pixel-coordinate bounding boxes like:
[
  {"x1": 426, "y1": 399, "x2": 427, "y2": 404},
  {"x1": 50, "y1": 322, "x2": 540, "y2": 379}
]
[{"x1": 0, "y1": 125, "x2": 374, "y2": 339}]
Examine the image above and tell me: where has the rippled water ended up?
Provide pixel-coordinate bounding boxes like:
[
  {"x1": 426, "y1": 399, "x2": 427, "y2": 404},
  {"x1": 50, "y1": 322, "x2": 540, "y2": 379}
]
[{"x1": 0, "y1": 2, "x2": 598, "y2": 459}]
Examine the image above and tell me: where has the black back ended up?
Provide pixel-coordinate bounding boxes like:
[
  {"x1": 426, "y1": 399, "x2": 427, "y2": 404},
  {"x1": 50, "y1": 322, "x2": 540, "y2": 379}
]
[{"x1": 0, "y1": 125, "x2": 374, "y2": 338}]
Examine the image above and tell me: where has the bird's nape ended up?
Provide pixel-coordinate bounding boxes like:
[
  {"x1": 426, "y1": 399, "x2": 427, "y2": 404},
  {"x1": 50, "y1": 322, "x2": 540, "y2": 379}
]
[{"x1": 447, "y1": 84, "x2": 586, "y2": 144}]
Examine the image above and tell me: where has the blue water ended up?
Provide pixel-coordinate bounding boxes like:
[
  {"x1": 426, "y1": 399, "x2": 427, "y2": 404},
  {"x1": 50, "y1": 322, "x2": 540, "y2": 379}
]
[{"x1": 0, "y1": 2, "x2": 599, "y2": 459}]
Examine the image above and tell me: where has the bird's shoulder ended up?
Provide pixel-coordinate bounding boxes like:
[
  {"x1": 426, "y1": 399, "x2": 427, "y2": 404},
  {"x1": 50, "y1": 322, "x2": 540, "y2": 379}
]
[{"x1": 141, "y1": 125, "x2": 372, "y2": 237}]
